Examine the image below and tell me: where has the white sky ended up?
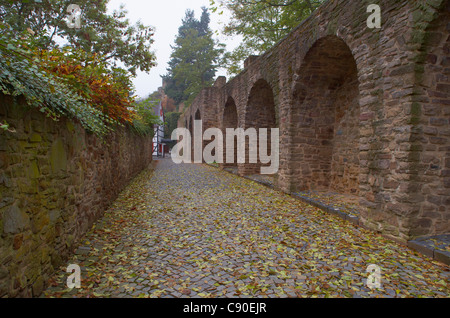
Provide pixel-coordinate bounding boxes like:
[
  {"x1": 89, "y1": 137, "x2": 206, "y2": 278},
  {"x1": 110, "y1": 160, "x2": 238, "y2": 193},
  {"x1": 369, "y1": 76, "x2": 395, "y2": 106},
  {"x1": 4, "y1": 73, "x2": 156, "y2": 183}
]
[{"x1": 107, "y1": 0, "x2": 239, "y2": 98}]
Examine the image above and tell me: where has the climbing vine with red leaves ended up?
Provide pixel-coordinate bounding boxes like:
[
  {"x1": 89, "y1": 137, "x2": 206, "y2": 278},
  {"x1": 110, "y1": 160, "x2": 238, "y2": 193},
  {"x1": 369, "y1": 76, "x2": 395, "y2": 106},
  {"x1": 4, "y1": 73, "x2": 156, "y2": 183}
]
[
  {"x1": 38, "y1": 47, "x2": 137, "y2": 124},
  {"x1": 0, "y1": 23, "x2": 159, "y2": 136}
]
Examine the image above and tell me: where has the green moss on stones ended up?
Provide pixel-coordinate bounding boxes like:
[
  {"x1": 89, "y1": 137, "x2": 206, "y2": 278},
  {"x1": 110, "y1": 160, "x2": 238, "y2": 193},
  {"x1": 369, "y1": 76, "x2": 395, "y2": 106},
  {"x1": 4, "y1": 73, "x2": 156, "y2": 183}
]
[
  {"x1": 409, "y1": 102, "x2": 422, "y2": 126},
  {"x1": 351, "y1": 0, "x2": 368, "y2": 31},
  {"x1": 29, "y1": 133, "x2": 42, "y2": 143},
  {"x1": 24, "y1": 253, "x2": 42, "y2": 282},
  {"x1": 0, "y1": 212, "x2": 3, "y2": 236},
  {"x1": 51, "y1": 252, "x2": 63, "y2": 268},
  {"x1": 19, "y1": 141, "x2": 33, "y2": 150},
  {"x1": 408, "y1": 150, "x2": 421, "y2": 163},
  {"x1": 30, "y1": 213, "x2": 50, "y2": 234},
  {"x1": 370, "y1": 89, "x2": 384, "y2": 96},
  {"x1": 2, "y1": 203, "x2": 30, "y2": 234},
  {"x1": 409, "y1": 116, "x2": 421, "y2": 125},
  {"x1": 66, "y1": 121, "x2": 75, "y2": 133},
  {"x1": 50, "y1": 138, "x2": 67, "y2": 173},
  {"x1": 410, "y1": 102, "x2": 421, "y2": 117},
  {"x1": 72, "y1": 132, "x2": 86, "y2": 153},
  {"x1": 31, "y1": 275, "x2": 44, "y2": 296},
  {"x1": 326, "y1": 18, "x2": 338, "y2": 36},
  {"x1": 66, "y1": 234, "x2": 74, "y2": 248},
  {"x1": 27, "y1": 161, "x2": 40, "y2": 179},
  {"x1": 8, "y1": 101, "x2": 30, "y2": 119},
  {"x1": 409, "y1": 144, "x2": 423, "y2": 152}
]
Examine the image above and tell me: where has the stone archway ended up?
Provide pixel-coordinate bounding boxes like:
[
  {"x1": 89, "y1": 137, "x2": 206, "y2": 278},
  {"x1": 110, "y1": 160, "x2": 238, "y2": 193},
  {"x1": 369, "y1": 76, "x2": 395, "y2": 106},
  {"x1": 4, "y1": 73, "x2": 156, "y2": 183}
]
[
  {"x1": 290, "y1": 35, "x2": 360, "y2": 194},
  {"x1": 194, "y1": 109, "x2": 205, "y2": 162},
  {"x1": 244, "y1": 79, "x2": 277, "y2": 175},
  {"x1": 189, "y1": 115, "x2": 194, "y2": 161},
  {"x1": 195, "y1": 109, "x2": 201, "y2": 121},
  {"x1": 222, "y1": 97, "x2": 239, "y2": 168},
  {"x1": 188, "y1": 116, "x2": 193, "y2": 135}
]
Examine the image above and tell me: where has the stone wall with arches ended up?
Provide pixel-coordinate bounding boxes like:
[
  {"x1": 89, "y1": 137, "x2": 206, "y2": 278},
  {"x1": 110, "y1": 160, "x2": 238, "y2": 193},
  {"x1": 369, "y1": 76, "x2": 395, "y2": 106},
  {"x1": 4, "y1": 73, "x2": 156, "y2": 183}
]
[{"x1": 178, "y1": 0, "x2": 450, "y2": 242}]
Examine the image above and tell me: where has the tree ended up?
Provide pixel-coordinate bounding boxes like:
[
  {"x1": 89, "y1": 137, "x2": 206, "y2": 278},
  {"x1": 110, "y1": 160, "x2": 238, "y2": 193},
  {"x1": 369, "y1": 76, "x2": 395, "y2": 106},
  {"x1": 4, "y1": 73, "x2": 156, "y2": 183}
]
[
  {"x1": 164, "y1": 112, "x2": 181, "y2": 141},
  {"x1": 163, "y1": 7, "x2": 224, "y2": 106},
  {"x1": 132, "y1": 94, "x2": 163, "y2": 136},
  {"x1": 210, "y1": 0, "x2": 324, "y2": 75},
  {"x1": 0, "y1": 25, "x2": 114, "y2": 136},
  {"x1": 0, "y1": 10, "x2": 158, "y2": 137},
  {"x1": 0, "y1": 0, "x2": 156, "y2": 76}
]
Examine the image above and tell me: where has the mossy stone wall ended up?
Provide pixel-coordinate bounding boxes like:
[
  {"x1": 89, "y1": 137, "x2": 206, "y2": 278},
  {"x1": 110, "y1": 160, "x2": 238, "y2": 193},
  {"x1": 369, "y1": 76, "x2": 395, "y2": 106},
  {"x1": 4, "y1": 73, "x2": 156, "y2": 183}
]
[{"x1": 0, "y1": 94, "x2": 153, "y2": 297}]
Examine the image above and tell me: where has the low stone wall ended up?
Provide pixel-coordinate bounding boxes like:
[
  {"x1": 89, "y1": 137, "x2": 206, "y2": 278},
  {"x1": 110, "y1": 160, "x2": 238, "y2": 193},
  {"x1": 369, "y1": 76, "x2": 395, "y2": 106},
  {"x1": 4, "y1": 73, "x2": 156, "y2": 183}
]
[{"x1": 0, "y1": 94, "x2": 153, "y2": 297}]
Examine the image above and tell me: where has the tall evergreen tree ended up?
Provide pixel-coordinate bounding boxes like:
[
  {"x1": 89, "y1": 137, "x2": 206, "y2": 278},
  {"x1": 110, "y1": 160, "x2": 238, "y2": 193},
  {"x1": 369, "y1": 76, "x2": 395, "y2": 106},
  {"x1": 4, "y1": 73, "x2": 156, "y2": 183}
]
[{"x1": 162, "y1": 7, "x2": 224, "y2": 107}]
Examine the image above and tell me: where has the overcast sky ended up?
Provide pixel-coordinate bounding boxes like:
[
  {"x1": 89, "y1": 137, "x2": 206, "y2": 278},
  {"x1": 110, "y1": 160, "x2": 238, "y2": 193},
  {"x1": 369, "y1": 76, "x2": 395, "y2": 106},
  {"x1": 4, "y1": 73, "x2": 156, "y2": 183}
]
[{"x1": 107, "y1": 0, "x2": 238, "y2": 98}]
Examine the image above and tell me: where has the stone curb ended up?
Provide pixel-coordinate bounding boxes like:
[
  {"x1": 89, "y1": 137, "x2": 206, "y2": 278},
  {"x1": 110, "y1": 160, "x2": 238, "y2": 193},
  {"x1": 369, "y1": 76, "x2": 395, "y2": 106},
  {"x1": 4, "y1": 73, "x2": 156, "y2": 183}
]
[
  {"x1": 207, "y1": 163, "x2": 359, "y2": 226},
  {"x1": 242, "y1": 176, "x2": 274, "y2": 189},
  {"x1": 208, "y1": 164, "x2": 275, "y2": 190},
  {"x1": 290, "y1": 193, "x2": 361, "y2": 226},
  {"x1": 205, "y1": 163, "x2": 450, "y2": 267},
  {"x1": 407, "y1": 236, "x2": 450, "y2": 266},
  {"x1": 288, "y1": 193, "x2": 449, "y2": 266}
]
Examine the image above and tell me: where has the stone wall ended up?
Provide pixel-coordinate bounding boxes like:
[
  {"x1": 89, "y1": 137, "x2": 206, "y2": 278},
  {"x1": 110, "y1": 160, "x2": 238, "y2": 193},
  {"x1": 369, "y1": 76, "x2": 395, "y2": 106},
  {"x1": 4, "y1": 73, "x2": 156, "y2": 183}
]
[
  {"x1": 0, "y1": 94, "x2": 153, "y2": 297},
  {"x1": 412, "y1": 1, "x2": 450, "y2": 238},
  {"x1": 178, "y1": 0, "x2": 450, "y2": 242}
]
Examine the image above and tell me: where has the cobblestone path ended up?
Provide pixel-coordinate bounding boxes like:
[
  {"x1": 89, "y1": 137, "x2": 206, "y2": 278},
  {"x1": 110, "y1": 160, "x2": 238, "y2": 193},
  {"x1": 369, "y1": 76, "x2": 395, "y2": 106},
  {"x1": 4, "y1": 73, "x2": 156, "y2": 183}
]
[{"x1": 43, "y1": 159, "x2": 449, "y2": 298}]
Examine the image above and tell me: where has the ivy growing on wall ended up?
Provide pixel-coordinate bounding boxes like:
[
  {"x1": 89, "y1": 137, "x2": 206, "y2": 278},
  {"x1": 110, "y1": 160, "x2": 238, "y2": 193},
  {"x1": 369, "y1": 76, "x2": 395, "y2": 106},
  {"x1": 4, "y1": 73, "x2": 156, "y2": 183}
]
[
  {"x1": 0, "y1": 23, "x2": 158, "y2": 137},
  {"x1": 0, "y1": 24, "x2": 114, "y2": 136}
]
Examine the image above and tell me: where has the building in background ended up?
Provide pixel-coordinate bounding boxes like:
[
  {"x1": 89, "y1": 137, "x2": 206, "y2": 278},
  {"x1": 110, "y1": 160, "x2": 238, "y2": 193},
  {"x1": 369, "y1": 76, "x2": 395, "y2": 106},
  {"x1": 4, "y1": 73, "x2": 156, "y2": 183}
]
[{"x1": 152, "y1": 100, "x2": 166, "y2": 157}]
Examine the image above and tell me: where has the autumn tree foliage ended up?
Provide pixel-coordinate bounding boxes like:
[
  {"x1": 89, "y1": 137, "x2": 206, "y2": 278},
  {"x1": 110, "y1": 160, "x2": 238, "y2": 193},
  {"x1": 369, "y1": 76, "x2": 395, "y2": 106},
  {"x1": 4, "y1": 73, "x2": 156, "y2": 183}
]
[
  {"x1": 0, "y1": 0, "x2": 157, "y2": 76},
  {"x1": 0, "y1": 0, "x2": 159, "y2": 135},
  {"x1": 161, "y1": 95, "x2": 177, "y2": 113},
  {"x1": 210, "y1": 0, "x2": 324, "y2": 75},
  {"x1": 38, "y1": 48, "x2": 136, "y2": 124}
]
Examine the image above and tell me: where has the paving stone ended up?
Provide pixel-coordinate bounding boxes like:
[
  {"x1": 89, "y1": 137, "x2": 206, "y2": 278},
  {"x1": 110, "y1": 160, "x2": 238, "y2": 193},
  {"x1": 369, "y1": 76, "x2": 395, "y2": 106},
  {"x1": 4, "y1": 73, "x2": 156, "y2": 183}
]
[{"x1": 42, "y1": 160, "x2": 450, "y2": 299}]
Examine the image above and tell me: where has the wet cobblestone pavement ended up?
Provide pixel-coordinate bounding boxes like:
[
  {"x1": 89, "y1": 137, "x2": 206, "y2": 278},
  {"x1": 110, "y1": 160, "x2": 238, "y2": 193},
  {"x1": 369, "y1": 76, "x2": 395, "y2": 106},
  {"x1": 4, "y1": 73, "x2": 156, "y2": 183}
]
[{"x1": 43, "y1": 159, "x2": 449, "y2": 298}]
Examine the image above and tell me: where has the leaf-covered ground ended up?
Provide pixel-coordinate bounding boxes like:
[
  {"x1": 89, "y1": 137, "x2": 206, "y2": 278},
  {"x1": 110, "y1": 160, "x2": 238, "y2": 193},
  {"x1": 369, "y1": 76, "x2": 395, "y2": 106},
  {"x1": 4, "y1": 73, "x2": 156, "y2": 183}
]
[{"x1": 42, "y1": 159, "x2": 449, "y2": 298}]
